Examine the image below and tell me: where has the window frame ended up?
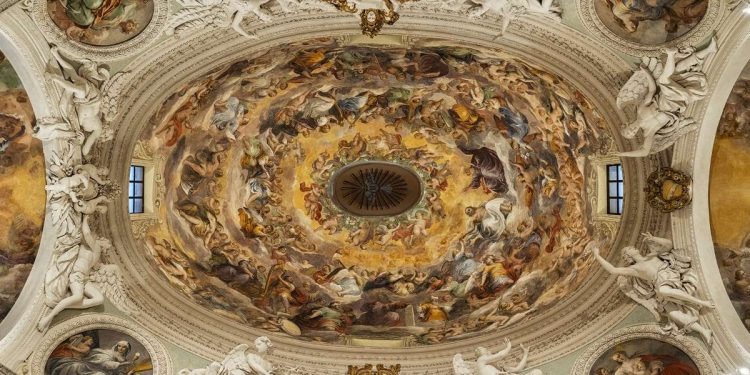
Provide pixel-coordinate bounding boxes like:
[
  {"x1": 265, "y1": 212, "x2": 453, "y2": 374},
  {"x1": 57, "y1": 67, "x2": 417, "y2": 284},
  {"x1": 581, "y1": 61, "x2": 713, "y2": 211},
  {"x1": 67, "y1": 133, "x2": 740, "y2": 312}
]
[
  {"x1": 606, "y1": 164, "x2": 624, "y2": 215},
  {"x1": 129, "y1": 165, "x2": 145, "y2": 214}
]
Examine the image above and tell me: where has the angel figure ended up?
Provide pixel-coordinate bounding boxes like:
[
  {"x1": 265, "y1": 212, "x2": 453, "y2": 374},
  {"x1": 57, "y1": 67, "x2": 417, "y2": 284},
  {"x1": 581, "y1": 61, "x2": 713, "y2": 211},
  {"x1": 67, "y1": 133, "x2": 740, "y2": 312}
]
[
  {"x1": 45, "y1": 169, "x2": 93, "y2": 203},
  {"x1": 591, "y1": 233, "x2": 715, "y2": 344},
  {"x1": 454, "y1": 339, "x2": 543, "y2": 375},
  {"x1": 219, "y1": 337, "x2": 275, "y2": 375},
  {"x1": 38, "y1": 216, "x2": 109, "y2": 330},
  {"x1": 212, "y1": 96, "x2": 247, "y2": 141},
  {"x1": 170, "y1": 0, "x2": 275, "y2": 39},
  {"x1": 469, "y1": 0, "x2": 560, "y2": 36},
  {"x1": 32, "y1": 117, "x2": 84, "y2": 143},
  {"x1": 616, "y1": 38, "x2": 718, "y2": 157},
  {"x1": 48, "y1": 45, "x2": 113, "y2": 157}
]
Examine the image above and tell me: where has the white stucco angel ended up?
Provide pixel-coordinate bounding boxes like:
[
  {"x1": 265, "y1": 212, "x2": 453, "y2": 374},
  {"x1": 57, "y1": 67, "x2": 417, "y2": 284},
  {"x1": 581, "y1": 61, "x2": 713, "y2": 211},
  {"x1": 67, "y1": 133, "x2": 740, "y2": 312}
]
[
  {"x1": 170, "y1": 0, "x2": 277, "y2": 39},
  {"x1": 179, "y1": 336, "x2": 275, "y2": 375},
  {"x1": 38, "y1": 215, "x2": 120, "y2": 330},
  {"x1": 453, "y1": 339, "x2": 543, "y2": 375},
  {"x1": 469, "y1": 0, "x2": 561, "y2": 36},
  {"x1": 616, "y1": 37, "x2": 717, "y2": 157},
  {"x1": 591, "y1": 233, "x2": 715, "y2": 344},
  {"x1": 47, "y1": 45, "x2": 113, "y2": 157}
]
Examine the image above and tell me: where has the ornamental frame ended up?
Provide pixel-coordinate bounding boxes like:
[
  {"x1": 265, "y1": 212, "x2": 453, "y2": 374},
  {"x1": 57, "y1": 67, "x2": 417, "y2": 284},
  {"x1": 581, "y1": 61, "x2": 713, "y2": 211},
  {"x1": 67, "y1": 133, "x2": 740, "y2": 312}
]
[
  {"x1": 24, "y1": 0, "x2": 169, "y2": 60},
  {"x1": 577, "y1": 0, "x2": 723, "y2": 56},
  {"x1": 570, "y1": 324, "x2": 716, "y2": 374},
  {"x1": 26, "y1": 314, "x2": 173, "y2": 375}
]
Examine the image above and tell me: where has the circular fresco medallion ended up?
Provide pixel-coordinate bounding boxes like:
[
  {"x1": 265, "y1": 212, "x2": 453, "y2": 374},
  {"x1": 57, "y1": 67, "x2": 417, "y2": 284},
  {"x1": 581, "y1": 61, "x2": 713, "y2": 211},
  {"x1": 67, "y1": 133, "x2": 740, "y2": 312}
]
[
  {"x1": 589, "y1": 338, "x2": 700, "y2": 374},
  {"x1": 44, "y1": 329, "x2": 154, "y2": 374},
  {"x1": 138, "y1": 38, "x2": 613, "y2": 346},
  {"x1": 46, "y1": 0, "x2": 155, "y2": 46},
  {"x1": 592, "y1": 0, "x2": 708, "y2": 45}
]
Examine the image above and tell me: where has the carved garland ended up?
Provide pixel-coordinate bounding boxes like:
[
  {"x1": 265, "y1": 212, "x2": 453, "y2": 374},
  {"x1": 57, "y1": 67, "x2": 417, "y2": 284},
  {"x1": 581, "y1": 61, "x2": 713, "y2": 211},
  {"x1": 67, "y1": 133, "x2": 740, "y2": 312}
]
[
  {"x1": 577, "y1": 0, "x2": 723, "y2": 56},
  {"x1": 26, "y1": 314, "x2": 173, "y2": 374},
  {"x1": 24, "y1": 0, "x2": 169, "y2": 60},
  {"x1": 570, "y1": 324, "x2": 716, "y2": 375}
]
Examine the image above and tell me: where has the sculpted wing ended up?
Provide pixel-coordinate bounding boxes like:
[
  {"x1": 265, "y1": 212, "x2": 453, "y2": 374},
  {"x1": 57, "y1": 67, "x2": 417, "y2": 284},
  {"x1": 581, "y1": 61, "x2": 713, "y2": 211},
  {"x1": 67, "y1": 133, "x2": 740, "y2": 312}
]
[
  {"x1": 89, "y1": 264, "x2": 138, "y2": 315},
  {"x1": 100, "y1": 71, "x2": 129, "y2": 123},
  {"x1": 616, "y1": 67, "x2": 654, "y2": 114}
]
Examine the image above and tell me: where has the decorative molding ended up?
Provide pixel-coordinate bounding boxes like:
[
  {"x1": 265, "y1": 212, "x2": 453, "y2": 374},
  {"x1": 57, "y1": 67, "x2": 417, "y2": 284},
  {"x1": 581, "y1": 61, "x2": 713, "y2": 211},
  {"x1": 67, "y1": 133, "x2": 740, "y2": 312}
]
[
  {"x1": 25, "y1": 0, "x2": 169, "y2": 60},
  {"x1": 577, "y1": 0, "x2": 723, "y2": 57},
  {"x1": 570, "y1": 324, "x2": 716, "y2": 374},
  {"x1": 0, "y1": 0, "x2": 18, "y2": 13},
  {"x1": 27, "y1": 314, "x2": 173, "y2": 375}
]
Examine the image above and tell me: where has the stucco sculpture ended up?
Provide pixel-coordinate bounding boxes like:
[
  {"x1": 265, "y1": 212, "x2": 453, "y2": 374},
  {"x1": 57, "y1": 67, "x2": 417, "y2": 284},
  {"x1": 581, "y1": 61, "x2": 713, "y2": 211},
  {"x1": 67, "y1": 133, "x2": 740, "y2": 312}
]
[
  {"x1": 616, "y1": 38, "x2": 717, "y2": 157},
  {"x1": 592, "y1": 233, "x2": 715, "y2": 344},
  {"x1": 452, "y1": 339, "x2": 543, "y2": 375}
]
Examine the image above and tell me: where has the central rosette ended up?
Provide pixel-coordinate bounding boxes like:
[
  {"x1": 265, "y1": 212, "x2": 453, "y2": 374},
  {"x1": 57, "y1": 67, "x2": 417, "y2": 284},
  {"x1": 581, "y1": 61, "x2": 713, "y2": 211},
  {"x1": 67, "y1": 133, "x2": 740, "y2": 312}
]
[{"x1": 331, "y1": 161, "x2": 422, "y2": 216}]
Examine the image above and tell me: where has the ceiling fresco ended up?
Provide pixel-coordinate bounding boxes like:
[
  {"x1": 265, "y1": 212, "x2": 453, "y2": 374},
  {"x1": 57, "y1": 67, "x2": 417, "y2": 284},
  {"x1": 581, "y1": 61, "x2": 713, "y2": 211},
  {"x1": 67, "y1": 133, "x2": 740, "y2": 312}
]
[
  {"x1": 46, "y1": 0, "x2": 154, "y2": 46},
  {"x1": 137, "y1": 38, "x2": 611, "y2": 345},
  {"x1": 45, "y1": 329, "x2": 153, "y2": 374},
  {"x1": 0, "y1": 54, "x2": 45, "y2": 322},
  {"x1": 589, "y1": 338, "x2": 699, "y2": 375},
  {"x1": 593, "y1": 0, "x2": 708, "y2": 45},
  {"x1": 710, "y1": 61, "x2": 750, "y2": 334}
]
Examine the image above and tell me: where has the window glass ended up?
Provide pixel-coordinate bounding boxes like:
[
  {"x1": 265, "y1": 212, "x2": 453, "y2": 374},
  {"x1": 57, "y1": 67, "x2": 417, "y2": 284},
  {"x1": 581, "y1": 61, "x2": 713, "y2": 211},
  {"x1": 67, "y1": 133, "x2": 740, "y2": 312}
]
[
  {"x1": 606, "y1": 164, "x2": 624, "y2": 215},
  {"x1": 129, "y1": 165, "x2": 145, "y2": 214}
]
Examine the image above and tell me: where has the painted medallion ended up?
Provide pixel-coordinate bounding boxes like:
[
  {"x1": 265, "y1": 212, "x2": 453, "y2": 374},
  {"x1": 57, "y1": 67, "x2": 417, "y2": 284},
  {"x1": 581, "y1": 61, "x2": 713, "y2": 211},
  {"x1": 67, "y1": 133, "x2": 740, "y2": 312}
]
[
  {"x1": 710, "y1": 61, "x2": 750, "y2": 333},
  {"x1": 138, "y1": 38, "x2": 611, "y2": 345},
  {"x1": 590, "y1": 338, "x2": 699, "y2": 374},
  {"x1": 46, "y1": 0, "x2": 155, "y2": 46},
  {"x1": 45, "y1": 329, "x2": 153, "y2": 374},
  {"x1": 0, "y1": 53, "x2": 46, "y2": 322},
  {"x1": 594, "y1": 0, "x2": 709, "y2": 45}
]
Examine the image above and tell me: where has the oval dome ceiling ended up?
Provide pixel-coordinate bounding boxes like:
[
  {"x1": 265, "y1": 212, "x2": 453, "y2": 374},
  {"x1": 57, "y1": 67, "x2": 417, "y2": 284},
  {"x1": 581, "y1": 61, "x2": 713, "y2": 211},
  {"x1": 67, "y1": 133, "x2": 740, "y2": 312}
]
[{"x1": 136, "y1": 38, "x2": 612, "y2": 346}]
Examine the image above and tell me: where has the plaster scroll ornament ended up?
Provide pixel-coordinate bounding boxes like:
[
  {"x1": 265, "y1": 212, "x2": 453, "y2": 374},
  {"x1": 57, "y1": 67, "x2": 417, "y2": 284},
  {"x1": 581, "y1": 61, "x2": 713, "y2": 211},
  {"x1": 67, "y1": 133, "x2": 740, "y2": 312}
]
[
  {"x1": 616, "y1": 37, "x2": 718, "y2": 157},
  {"x1": 468, "y1": 0, "x2": 561, "y2": 37},
  {"x1": 452, "y1": 339, "x2": 543, "y2": 375},
  {"x1": 178, "y1": 336, "x2": 276, "y2": 375},
  {"x1": 591, "y1": 233, "x2": 715, "y2": 345},
  {"x1": 168, "y1": 0, "x2": 282, "y2": 39},
  {"x1": 47, "y1": 45, "x2": 116, "y2": 158}
]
